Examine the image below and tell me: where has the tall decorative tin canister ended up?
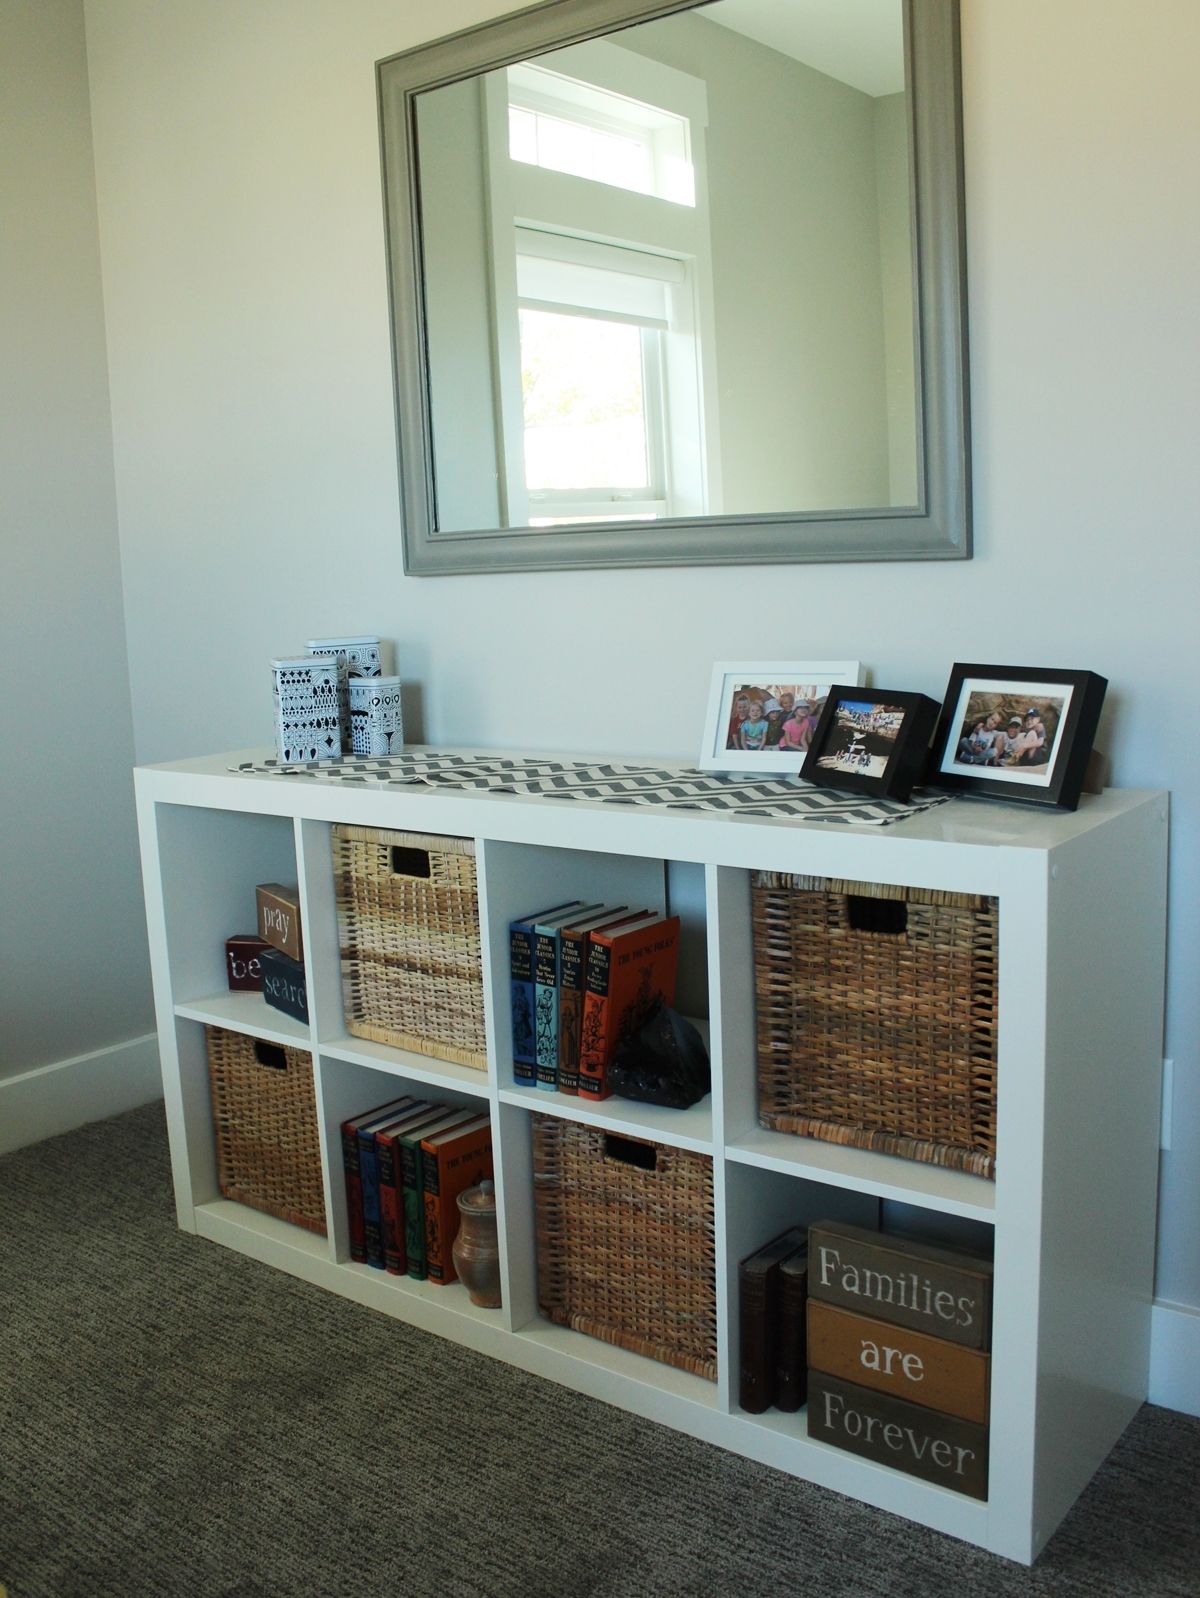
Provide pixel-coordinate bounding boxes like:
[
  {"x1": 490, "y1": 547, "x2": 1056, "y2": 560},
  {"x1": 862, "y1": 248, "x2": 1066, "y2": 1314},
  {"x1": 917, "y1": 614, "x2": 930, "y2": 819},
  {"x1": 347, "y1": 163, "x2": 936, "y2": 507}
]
[
  {"x1": 271, "y1": 654, "x2": 342, "y2": 763},
  {"x1": 306, "y1": 636, "x2": 383, "y2": 752}
]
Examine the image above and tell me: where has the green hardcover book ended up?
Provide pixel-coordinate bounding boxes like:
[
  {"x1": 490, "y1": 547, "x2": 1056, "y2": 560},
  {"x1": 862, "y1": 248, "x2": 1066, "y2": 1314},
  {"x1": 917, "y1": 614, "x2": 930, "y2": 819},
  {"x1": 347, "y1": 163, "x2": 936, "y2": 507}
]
[{"x1": 399, "y1": 1107, "x2": 478, "y2": 1279}]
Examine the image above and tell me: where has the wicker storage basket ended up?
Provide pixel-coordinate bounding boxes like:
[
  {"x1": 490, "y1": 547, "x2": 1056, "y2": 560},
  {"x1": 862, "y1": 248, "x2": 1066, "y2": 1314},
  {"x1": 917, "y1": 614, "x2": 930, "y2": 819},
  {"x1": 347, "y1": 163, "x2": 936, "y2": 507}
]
[
  {"x1": 532, "y1": 1115, "x2": 717, "y2": 1380},
  {"x1": 206, "y1": 1026, "x2": 327, "y2": 1233},
  {"x1": 332, "y1": 824, "x2": 487, "y2": 1070},
  {"x1": 753, "y1": 874, "x2": 999, "y2": 1178}
]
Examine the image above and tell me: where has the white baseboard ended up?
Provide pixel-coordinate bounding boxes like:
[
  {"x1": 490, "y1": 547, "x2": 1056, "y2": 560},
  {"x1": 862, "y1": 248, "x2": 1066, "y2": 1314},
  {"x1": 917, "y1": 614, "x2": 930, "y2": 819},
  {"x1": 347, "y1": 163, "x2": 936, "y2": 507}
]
[
  {"x1": 0, "y1": 1033, "x2": 163, "y2": 1155},
  {"x1": 1149, "y1": 1300, "x2": 1200, "y2": 1417}
]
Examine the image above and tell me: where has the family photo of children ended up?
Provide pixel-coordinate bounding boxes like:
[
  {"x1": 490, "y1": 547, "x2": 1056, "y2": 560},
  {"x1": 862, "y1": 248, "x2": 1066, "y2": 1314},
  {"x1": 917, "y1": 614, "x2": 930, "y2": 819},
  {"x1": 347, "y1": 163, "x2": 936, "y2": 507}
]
[
  {"x1": 947, "y1": 688, "x2": 1067, "y2": 781},
  {"x1": 813, "y1": 698, "x2": 905, "y2": 780},
  {"x1": 725, "y1": 684, "x2": 827, "y2": 754}
]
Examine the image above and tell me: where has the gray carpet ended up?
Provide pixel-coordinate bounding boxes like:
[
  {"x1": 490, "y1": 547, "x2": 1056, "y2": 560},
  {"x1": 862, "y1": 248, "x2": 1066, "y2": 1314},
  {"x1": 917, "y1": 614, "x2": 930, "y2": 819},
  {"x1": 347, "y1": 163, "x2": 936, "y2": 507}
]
[{"x1": 1, "y1": 1103, "x2": 1197, "y2": 1598}]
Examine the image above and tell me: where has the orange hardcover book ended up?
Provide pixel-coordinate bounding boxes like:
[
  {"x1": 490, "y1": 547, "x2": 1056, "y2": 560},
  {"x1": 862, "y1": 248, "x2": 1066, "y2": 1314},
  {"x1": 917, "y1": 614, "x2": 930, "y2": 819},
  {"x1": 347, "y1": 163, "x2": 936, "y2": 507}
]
[
  {"x1": 556, "y1": 906, "x2": 647, "y2": 1096},
  {"x1": 421, "y1": 1114, "x2": 494, "y2": 1284},
  {"x1": 578, "y1": 913, "x2": 680, "y2": 1101}
]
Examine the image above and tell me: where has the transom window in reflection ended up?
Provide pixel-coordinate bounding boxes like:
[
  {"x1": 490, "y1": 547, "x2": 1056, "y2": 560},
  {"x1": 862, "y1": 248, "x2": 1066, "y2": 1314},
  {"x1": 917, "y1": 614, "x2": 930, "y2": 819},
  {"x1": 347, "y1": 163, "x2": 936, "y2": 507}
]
[{"x1": 507, "y1": 63, "x2": 695, "y2": 205}]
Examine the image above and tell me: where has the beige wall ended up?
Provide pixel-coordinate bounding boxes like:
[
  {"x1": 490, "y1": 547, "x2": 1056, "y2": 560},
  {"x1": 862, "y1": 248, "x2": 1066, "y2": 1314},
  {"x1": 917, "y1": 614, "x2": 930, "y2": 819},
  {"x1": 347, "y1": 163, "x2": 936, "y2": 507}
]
[
  {"x1": 0, "y1": 0, "x2": 151, "y2": 1077},
  {"x1": 79, "y1": 0, "x2": 1200, "y2": 1315}
]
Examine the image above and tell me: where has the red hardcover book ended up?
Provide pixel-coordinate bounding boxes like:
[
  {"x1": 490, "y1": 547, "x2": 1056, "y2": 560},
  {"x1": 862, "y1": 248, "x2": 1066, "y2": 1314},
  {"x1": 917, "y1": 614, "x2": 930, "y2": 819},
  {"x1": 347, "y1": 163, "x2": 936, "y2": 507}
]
[
  {"x1": 421, "y1": 1114, "x2": 494, "y2": 1285},
  {"x1": 578, "y1": 913, "x2": 680, "y2": 1101}
]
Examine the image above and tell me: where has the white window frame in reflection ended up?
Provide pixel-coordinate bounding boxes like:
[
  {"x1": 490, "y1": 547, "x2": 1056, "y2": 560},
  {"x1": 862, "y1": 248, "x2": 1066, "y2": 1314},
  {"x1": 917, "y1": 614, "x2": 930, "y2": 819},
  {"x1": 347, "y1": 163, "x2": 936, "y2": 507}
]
[{"x1": 481, "y1": 42, "x2": 721, "y2": 528}]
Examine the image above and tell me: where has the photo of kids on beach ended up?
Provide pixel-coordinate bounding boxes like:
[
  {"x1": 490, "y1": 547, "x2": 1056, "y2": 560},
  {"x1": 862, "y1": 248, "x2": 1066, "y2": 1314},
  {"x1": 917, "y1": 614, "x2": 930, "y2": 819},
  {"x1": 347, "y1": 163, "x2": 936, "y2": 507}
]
[{"x1": 813, "y1": 697, "x2": 906, "y2": 780}]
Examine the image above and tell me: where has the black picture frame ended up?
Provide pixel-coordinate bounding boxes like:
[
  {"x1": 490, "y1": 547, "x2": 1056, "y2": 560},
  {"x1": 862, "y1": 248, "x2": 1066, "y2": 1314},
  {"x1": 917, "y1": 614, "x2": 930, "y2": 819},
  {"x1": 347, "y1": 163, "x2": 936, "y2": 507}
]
[
  {"x1": 929, "y1": 664, "x2": 1108, "y2": 811},
  {"x1": 800, "y1": 686, "x2": 941, "y2": 803}
]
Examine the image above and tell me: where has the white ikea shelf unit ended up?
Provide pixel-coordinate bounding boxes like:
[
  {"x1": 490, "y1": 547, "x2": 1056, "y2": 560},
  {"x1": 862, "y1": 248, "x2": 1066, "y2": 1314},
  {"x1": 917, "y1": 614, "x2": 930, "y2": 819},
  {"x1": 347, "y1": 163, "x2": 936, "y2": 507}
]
[{"x1": 134, "y1": 748, "x2": 1168, "y2": 1565}]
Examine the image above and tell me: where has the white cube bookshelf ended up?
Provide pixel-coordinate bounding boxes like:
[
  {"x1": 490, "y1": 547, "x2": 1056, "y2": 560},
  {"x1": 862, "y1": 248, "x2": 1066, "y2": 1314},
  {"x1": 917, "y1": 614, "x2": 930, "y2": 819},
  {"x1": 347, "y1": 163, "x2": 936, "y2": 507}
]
[{"x1": 134, "y1": 747, "x2": 1168, "y2": 1563}]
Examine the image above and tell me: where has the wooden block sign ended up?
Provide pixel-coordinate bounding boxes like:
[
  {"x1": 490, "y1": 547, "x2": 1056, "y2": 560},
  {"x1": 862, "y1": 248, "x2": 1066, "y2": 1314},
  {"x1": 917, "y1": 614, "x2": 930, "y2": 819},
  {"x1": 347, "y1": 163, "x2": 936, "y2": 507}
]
[
  {"x1": 256, "y1": 882, "x2": 302, "y2": 962},
  {"x1": 807, "y1": 1370, "x2": 988, "y2": 1500},
  {"x1": 260, "y1": 948, "x2": 308, "y2": 1025},
  {"x1": 808, "y1": 1300, "x2": 990, "y2": 1424},
  {"x1": 808, "y1": 1221, "x2": 993, "y2": 1350},
  {"x1": 225, "y1": 934, "x2": 269, "y2": 992}
]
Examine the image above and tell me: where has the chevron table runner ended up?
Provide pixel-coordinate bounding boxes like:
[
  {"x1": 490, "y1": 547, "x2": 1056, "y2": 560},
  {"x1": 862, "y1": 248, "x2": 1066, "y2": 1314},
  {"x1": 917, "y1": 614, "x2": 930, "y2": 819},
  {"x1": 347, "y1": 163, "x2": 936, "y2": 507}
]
[{"x1": 229, "y1": 751, "x2": 949, "y2": 825}]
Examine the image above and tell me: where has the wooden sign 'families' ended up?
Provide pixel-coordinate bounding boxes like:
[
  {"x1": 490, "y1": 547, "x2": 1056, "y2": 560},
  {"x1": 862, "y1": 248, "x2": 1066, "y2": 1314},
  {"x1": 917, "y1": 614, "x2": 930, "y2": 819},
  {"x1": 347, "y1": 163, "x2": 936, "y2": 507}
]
[{"x1": 808, "y1": 1221, "x2": 993, "y2": 1350}]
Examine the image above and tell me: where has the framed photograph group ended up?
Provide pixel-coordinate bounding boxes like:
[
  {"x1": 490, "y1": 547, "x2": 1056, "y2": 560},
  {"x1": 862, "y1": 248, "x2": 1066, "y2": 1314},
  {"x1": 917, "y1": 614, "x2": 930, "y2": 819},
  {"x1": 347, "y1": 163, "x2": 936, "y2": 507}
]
[
  {"x1": 930, "y1": 664, "x2": 1108, "y2": 810},
  {"x1": 699, "y1": 661, "x2": 862, "y2": 774}
]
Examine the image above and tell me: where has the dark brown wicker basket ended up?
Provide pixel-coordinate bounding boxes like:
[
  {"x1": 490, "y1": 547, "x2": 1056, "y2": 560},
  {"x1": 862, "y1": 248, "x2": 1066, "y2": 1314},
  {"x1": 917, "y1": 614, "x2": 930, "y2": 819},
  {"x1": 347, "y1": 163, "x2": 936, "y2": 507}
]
[
  {"x1": 206, "y1": 1026, "x2": 327, "y2": 1233},
  {"x1": 753, "y1": 874, "x2": 999, "y2": 1178},
  {"x1": 532, "y1": 1115, "x2": 717, "y2": 1380},
  {"x1": 333, "y1": 824, "x2": 487, "y2": 1070}
]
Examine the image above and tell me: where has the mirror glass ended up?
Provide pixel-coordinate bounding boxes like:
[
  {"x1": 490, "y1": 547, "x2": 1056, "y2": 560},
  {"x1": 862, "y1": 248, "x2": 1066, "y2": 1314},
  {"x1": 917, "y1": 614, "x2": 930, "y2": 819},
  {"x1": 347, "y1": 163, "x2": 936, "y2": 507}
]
[
  {"x1": 378, "y1": 0, "x2": 968, "y2": 573},
  {"x1": 417, "y1": 0, "x2": 914, "y2": 530}
]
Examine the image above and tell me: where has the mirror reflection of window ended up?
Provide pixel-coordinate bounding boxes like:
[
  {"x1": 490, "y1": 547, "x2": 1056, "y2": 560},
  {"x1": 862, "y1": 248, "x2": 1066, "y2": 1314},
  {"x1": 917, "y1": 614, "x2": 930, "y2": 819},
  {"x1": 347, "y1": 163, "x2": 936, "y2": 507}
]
[
  {"x1": 515, "y1": 232, "x2": 699, "y2": 524},
  {"x1": 414, "y1": 0, "x2": 915, "y2": 534},
  {"x1": 520, "y1": 310, "x2": 657, "y2": 518},
  {"x1": 477, "y1": 47, "x2": 717, "y2": 529},
  {"x1": 506, "y1": 62, "x2": 696, "y2": 205}
]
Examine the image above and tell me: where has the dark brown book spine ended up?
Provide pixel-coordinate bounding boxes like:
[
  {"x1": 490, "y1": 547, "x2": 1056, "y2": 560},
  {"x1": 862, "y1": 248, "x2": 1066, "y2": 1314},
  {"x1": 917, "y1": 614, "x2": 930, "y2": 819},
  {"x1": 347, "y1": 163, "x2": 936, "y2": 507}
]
[
  {"x1": 738, "y1": 1264, "x2": 775, "y2": 1413},
  {"x1": 774, "y1": 1248, "x2": 809, "y2": 1412},
  {"x1": 738, "y1": 1226, "x2": 807, "y2": 1412}
]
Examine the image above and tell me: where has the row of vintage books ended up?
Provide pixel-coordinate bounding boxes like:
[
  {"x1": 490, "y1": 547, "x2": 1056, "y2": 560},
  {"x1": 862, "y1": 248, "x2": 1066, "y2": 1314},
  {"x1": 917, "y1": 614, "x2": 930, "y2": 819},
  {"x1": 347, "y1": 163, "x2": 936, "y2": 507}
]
[
  {"x1": 508, "y1": 899, "x2": 680, "y2": 1100},
  {"x1": 340, "y1": 1094, "x2": 493, "y2": 1285},
  {"x1": 739, "y1": 1218, "x2": 993, "y2": 1500}
]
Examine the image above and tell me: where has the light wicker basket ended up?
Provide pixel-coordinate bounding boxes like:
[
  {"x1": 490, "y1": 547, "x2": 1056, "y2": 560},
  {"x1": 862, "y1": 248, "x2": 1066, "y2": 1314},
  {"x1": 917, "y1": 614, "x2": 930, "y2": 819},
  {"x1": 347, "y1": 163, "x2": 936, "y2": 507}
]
[
  {"x1": 206, "y1": 1026, "x2": 327, "y2": 1233},
  {"x1": 532, "y1": 1115, "x2": 717, "y2": 1380},
  {"x1": 332, "y1": 824, "x2": 487, "y2": 1070},
  {"x1": 753, "y1": 874, "x2": 999, "y2": 1179}
]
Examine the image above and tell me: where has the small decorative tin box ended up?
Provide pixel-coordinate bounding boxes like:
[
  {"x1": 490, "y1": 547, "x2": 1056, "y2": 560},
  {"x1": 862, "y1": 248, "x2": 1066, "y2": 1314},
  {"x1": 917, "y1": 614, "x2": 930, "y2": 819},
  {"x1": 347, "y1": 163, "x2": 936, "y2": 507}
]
[
  {"x1": 271, "y1": 654, "x2": 342, "y2": 763},
  {"x1": 349, "y1": 675, "x2": 404, "y2": 756},
  {"x1": 306, "y1": 636, "x2": 383, "y2": 752}
]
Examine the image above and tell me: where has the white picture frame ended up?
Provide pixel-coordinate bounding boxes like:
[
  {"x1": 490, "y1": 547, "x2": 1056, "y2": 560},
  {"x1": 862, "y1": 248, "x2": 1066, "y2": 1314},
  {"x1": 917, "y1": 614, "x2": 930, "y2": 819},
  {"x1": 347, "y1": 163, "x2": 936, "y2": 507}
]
[{"x1": 698, "y1": 660, "x2": 864, "y2": 774}]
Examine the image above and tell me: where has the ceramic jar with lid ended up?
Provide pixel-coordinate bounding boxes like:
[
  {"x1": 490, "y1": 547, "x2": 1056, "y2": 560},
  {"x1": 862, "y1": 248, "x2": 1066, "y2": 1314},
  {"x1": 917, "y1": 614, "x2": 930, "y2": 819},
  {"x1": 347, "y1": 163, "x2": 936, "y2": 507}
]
[{"x1": 452, "y1": 1178, "x2": 501, "y2": 1307}]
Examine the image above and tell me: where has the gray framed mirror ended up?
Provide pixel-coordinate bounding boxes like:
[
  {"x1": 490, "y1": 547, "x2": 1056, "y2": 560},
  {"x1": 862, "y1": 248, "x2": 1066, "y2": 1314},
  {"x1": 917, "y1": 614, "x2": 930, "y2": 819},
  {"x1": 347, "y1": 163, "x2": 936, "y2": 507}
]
[{"x1": 378, "y1": 0, "x2": 969, "y2": 575}]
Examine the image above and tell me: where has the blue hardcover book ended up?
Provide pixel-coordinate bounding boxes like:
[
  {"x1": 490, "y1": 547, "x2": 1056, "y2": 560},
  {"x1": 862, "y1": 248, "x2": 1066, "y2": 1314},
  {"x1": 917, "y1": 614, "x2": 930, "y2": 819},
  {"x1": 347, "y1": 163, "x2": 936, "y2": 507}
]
[
  {"x1": 509, "y1": 901, "x2": 580, "y2": 1084},
  {"x1": 533, "y1": 902, "x2": 604, "y2": 1092}
]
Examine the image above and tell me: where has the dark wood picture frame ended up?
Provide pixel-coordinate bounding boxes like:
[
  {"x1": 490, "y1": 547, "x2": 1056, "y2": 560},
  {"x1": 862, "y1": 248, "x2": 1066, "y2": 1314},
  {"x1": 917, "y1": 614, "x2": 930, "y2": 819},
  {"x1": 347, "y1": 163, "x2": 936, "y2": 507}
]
[
  {"x1": 929, "y1": 664, "x2": 1108, "y2": 811},
  {"x1": 800, "y1": 686, "x2": 940, "y2": 803}
]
